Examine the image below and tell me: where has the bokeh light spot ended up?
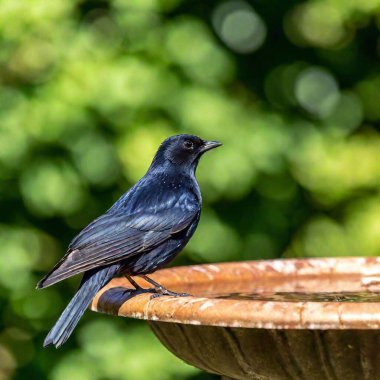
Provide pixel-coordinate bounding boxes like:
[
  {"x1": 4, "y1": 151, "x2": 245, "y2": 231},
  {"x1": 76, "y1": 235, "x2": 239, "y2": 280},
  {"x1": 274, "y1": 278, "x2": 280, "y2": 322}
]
[
  {"x1": 213, "y1": 1, "x2": 267, "y2": 53},
  {"x1": 20, "y1": 161, "x2": 86, "y2": 217},
  {"x1": 0, "y1": 344, "x2": 16, "y2": 380},
  {"x1": 295, "y1": 67, "x2": 340, "y2": 118},
  {"x1": 285, "y1": 3, "x2": 347, "y2": 48}
]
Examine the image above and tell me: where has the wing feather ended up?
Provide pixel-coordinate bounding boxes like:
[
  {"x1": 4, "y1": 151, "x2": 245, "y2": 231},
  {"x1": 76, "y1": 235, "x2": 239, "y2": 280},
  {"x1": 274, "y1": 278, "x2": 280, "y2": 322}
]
[{"x1": 37, "y1": 192, "x2": 199, "y2": 289}]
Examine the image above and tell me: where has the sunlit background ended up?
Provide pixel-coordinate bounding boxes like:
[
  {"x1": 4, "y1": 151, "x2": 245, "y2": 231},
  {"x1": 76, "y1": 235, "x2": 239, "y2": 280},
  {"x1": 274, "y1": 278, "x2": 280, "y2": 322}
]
[{"x1": 1, "y1": 0, "x2": 380, "y2": 378}]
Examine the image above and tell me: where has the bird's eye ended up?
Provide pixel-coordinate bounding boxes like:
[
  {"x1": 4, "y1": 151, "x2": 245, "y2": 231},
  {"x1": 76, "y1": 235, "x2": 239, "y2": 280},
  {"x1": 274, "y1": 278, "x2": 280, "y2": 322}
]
[{"x1": 183, "y1": 140, "x2": 194, "y2": 150}]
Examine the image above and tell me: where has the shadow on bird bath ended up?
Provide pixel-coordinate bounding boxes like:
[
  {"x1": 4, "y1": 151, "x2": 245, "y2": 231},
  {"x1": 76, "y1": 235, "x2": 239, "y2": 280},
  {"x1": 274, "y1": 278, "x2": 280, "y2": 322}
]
[
  {"x1": 97, "y1": 287, "x2": 150, "y2": 314},
  {"x1": 93, "y1": 257, "x2": 380, "y2": 380}
]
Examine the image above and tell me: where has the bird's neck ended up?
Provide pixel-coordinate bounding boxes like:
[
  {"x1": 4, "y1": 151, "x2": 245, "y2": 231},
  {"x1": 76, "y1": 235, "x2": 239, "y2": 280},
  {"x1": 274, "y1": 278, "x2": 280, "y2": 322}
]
[
  {"x1": 148, "y1": 160, "x2": 198, "y2": 179},
  {"x1": 147, "y1": 163, "x2": 201, "y2": 198}
]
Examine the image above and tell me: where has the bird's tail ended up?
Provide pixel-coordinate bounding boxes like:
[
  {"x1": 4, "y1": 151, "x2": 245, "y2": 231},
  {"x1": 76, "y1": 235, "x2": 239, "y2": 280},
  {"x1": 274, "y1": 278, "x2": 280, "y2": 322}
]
[{"x1": 43, "y1": 264, "x2": 120, "y2": 348}]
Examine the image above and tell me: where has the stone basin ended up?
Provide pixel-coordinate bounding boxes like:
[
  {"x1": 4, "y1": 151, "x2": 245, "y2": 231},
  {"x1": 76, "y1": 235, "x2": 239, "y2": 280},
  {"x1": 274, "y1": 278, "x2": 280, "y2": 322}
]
[{"x1": 92, "y1": 257, "x2": 380, "y2": 380}]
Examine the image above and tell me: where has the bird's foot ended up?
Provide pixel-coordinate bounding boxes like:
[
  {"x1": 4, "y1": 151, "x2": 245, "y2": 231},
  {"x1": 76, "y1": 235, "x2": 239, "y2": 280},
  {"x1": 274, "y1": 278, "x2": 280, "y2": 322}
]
[
  {"x1": 150, "y1": 287, "x2": 190, "y2": 299},
  {"x1": 138, "y1": 275, "x2": 190, "y2": 299}
]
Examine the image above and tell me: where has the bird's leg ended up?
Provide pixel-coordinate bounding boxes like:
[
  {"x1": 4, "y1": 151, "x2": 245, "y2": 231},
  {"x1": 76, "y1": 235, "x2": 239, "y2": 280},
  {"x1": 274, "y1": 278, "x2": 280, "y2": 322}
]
[
  {"x1": 125, "y1": 275, "x2": 157, "y2": 296},
  {"x1": 125, "y1": 275, "x2": 142, "y2": 290},
  {"x1": 140, "y1": 275, "x2": 190, "y2": 298}
]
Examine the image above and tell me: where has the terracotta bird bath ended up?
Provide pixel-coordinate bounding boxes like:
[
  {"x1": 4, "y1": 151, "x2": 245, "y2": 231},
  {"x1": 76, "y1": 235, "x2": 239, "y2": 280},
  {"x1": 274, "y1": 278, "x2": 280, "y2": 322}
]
[{"x1": 92, "y1": 257, "x2": 380, "y2": 380}]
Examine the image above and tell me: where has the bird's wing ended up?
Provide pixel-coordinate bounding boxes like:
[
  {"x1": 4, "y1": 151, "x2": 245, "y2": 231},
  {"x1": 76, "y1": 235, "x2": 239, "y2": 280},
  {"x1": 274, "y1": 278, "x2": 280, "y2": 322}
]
[{"x1": 37, "y1": 192, "x2": 199, "y2": 289}]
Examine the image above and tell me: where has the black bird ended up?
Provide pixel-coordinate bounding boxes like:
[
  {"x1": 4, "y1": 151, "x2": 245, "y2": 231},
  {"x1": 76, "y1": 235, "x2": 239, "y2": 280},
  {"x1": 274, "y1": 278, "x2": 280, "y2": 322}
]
[{"x1": 37, "y1": 134, "x2": 221, "y2": 348}]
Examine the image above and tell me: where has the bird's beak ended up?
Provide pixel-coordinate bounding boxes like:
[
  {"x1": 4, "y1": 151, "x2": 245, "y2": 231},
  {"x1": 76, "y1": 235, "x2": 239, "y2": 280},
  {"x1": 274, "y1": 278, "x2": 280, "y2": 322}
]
[{"x1": 201, "y1": 140, "x2": 222, "y2": 152}]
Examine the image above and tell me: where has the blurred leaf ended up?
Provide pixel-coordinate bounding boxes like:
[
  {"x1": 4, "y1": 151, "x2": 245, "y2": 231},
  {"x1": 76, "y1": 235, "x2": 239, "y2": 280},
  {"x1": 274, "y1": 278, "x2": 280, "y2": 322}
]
[{"x1": 1, "y1": 0, "x2": 380, "y2": 379}]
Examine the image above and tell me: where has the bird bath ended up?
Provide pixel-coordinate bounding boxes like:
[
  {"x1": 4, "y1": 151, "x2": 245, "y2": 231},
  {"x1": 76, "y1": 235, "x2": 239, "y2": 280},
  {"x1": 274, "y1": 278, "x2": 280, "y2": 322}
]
[{"x1": 92, "y1": 257, "x2": 380, "y2": 380}]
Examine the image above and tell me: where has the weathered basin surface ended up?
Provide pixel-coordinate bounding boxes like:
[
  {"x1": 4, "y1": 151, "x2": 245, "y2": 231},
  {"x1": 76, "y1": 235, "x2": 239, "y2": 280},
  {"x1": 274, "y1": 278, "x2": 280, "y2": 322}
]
[{"x1": 92, "y1": 257, "x2": 380, "y2": 380}]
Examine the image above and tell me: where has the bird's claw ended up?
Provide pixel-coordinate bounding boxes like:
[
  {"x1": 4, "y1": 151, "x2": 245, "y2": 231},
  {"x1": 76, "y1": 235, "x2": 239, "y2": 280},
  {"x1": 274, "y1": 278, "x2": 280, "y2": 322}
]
[{"x1": 149, "y1": 289, "x2": 190, "y2": 299}]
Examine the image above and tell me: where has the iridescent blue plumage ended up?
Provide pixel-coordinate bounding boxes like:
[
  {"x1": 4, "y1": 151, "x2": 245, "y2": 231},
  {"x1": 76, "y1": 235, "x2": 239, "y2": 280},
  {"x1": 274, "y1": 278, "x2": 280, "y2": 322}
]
[{"x1": 38, "y1": 134, "x2": 221, "y2": 348}]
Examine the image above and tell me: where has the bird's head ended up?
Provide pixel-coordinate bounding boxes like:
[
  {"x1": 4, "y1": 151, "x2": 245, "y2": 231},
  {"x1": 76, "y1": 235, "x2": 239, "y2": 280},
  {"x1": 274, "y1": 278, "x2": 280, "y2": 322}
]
[{"x1": 150, "y1": 134, "x2": 222, "y2": 172}]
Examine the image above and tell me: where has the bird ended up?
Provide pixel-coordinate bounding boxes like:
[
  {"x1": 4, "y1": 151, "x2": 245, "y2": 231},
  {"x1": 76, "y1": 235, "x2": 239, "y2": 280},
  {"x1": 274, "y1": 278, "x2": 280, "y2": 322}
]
[{"x1": 37, "y1": 134, "x2": 222, "y2": 348}]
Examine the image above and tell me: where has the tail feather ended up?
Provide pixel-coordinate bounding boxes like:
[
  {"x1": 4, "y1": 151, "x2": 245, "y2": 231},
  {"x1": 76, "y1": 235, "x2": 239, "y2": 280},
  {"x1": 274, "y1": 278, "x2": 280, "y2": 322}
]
[
  {"x1": 43, "y1": 264, "x2": 120, "y2": 348},
  {"x1": 36, "y1": 254, "x2": 73, "y2": 289}
]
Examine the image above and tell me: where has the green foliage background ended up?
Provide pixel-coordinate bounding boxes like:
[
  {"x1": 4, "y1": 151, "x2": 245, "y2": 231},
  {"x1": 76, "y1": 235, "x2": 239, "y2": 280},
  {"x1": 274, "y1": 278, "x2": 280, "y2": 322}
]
[{"x1": 1, "y1": 0, "x2": 380, "y2": 378}]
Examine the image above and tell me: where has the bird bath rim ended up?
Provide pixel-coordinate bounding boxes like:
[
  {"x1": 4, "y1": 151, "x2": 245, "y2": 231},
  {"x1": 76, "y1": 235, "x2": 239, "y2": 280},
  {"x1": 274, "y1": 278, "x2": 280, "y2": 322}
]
[{"x1": 91, "y1": 257, "x2": 380, "y2": 330}]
